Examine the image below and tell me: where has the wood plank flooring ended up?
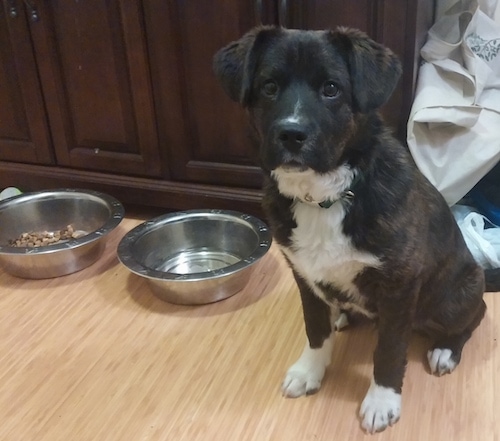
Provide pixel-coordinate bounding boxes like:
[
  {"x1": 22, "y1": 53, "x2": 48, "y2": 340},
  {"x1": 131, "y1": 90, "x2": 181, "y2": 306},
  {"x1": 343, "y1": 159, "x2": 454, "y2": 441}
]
[{"x1": 0, "y1": 216, "x2": 499, "y2": 441}]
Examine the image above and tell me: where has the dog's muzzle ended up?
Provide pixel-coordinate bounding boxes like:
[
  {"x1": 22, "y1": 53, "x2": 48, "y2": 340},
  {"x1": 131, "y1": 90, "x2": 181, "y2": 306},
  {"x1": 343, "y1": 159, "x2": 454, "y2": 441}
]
[
  {"x1": 275, "y1": 121, "x2": 308, "y2": 153},
  {"x1": 262, "y1": 120, "x2": 314, "y2": 171}
]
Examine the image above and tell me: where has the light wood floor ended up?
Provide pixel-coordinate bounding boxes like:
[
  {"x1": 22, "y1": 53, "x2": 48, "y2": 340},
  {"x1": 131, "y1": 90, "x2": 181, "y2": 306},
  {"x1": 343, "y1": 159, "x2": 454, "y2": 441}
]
[{"x1": 1, "y1": 215, "x2": 499, "y2": 441}]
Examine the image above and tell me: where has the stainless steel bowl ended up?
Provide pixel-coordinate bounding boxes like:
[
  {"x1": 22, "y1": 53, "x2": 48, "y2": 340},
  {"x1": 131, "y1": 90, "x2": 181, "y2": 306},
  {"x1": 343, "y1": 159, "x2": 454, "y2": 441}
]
[
  {"x1": 117, "y1": 210, "x2": 272, "y2": 305},
  {"x1": 0, "y1": 189, "x2": 124, "y2": 278}
]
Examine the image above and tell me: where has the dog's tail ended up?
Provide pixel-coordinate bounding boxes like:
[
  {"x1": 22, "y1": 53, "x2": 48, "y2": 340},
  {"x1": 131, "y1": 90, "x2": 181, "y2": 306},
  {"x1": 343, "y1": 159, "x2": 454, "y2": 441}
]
[{"x1": 485, "y1": 268, "x2": 500, "y2": 292}]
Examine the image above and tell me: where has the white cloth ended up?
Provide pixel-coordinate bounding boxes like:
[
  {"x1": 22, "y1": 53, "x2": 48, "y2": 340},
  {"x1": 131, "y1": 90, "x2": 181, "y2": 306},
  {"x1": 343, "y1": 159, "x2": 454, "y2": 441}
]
[{"x1": 407, "y1": 0, "x2": 500, "y2": 205}]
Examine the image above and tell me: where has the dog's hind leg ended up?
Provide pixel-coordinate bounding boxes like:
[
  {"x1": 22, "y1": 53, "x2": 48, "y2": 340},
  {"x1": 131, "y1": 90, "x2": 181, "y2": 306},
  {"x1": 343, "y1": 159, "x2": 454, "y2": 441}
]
[
  {"x1": 281, "y1": 271, "x2": 339, "y2": 398},
  {"x1": 427, "y1": 298, "x2": 486, "y2": 376},
  {"x1": 334, "y1": 311, "x2": 350, "y2": 331},
  {"x1": 423, "y1": 263, "x2": 486, "y2": 376}
]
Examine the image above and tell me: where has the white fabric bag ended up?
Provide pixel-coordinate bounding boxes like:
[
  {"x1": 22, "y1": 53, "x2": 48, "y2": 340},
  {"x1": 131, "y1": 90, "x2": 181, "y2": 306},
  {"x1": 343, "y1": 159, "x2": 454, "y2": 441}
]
[{"x1": 407, "y1": 0, "x2": 500, "y2": 205}]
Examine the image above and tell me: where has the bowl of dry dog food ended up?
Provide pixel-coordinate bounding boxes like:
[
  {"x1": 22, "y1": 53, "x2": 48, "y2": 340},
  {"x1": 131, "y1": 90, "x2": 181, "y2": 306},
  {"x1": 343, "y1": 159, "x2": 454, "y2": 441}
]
[{"x1": 0, "y1": 189, "x2": 124, "y2": 279}]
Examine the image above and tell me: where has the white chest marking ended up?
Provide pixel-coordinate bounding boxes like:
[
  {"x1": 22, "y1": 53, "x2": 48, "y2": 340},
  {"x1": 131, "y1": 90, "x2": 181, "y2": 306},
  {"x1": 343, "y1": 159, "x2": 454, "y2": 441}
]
[
  {"x1": 274, "y1": 166, "x2": 380, "y2": 313},
  {"x1": 281, "y1": 202, "x2": 379, "y2": 305},
  {"x1": 272, "y1": 165, "x2": 354, "y2": 204}
]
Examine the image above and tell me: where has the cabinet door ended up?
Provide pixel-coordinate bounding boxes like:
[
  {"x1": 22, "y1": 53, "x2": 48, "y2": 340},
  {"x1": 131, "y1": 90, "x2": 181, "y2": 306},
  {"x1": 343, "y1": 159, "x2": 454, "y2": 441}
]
[
  {"x1": 27, "y1": 1, "x2": 162, "y2": 177},
  {"x1": 0, "y1": 3, "x2": 53, "y2": 164},
  {"x1": 145, "y1": 1, "x2": 277, "y2": 189}
]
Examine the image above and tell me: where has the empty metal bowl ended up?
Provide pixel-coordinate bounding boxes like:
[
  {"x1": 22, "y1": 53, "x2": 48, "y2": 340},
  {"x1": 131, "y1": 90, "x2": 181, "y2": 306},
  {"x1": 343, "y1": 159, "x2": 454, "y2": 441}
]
[
  {"x1": 0, "y1": 189, "x2": 124, "y2": 278},
  {"x1": 117, "y1": 210, "x2": 272, "y2": 305}
]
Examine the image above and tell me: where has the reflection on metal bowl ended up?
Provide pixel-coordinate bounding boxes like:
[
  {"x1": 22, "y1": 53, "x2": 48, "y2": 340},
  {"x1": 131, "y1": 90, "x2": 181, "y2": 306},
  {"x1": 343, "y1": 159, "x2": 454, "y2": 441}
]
[{"x1": 117, "y1": 210, "x2": 272, "y2": 305}]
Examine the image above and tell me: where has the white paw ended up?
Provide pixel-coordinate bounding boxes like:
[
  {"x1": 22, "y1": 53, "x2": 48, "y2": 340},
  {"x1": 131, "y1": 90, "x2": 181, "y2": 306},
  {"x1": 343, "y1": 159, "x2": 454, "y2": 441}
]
[
  {"x1": 360, "y1": 381, "x2": 401, "y2": 434},
  {"x1": 281, "y1": 338, "x2": 334, "y2": 398},
  {"x1": 334, "y1": 312, "x2": 349, "y2": 331},
  {"x1": 281, "y1": 365, "x2": 324, "y2": 398},
  {"x1": 427, "y1": 348, "x2": 457, "y2": 376}
]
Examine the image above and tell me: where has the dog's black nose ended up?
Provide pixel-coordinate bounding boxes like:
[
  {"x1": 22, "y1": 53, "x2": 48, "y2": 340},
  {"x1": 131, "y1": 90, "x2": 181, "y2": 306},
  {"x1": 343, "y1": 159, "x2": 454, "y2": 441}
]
[{"x1": 277, "y1": 122, "x2": 308, "y2": 152}]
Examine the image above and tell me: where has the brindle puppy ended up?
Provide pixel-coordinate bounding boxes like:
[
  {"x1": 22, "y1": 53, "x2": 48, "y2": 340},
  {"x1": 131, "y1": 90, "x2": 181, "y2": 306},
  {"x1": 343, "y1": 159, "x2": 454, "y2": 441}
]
[{"x1": 213, "y1": 26, "x2": 499, "y2": 433}]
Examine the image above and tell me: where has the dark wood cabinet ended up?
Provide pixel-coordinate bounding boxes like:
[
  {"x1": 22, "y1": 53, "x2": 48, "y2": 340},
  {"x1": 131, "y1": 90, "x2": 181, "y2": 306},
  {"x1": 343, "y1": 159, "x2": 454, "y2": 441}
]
[
  {"x1": 143, "y1": 0, "x2": 271, "y2": 189},
  {"x1": 20, "y1": 1, "x2": 161, "y2": 176},
  {"x1": 0, "y1": 4, "x2": 53, "y2": 164},
  {"x1": 0, "y1": 0, "x2": 434, "y2": 217}
]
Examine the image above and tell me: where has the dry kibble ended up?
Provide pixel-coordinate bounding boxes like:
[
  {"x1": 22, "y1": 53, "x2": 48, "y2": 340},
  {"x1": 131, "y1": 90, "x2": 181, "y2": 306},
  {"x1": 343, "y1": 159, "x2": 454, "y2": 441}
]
[{"x1": 8, "y1": 224, "x2": 84, "y2": 248}]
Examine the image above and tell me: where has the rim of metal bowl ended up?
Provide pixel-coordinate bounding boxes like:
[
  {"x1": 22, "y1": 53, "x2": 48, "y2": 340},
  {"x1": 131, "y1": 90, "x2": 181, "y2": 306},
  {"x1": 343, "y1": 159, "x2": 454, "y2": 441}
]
[
  {"x1": 117, "y1": 209, "x2": 272, "y2": 282},
  {"x1": 0, "y1": 188, "x2": 124, "y2": 255}
]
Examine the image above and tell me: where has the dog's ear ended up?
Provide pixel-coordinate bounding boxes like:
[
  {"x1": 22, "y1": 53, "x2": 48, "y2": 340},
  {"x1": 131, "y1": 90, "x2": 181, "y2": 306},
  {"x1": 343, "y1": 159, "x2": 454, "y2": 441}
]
[
  {"x1": 213, "y1": 26, "x2": 280, "y2": 106},
  {"x1": 328, "y1": 27, "x2": 402, "y2": 113}
]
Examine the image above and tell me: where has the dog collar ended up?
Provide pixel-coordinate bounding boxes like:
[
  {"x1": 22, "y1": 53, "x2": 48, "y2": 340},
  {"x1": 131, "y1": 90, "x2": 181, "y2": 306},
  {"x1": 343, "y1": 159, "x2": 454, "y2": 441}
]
[
  {"x1": 301, "y1": 172, "x2": 362, "y2": 209},
  {"x1": 302, "y1": 189, "x2": 355, "y2": 208}
]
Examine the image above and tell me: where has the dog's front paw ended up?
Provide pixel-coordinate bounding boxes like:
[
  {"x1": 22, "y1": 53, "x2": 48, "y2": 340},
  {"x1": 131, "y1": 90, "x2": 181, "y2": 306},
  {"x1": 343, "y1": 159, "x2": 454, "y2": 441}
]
[
  {"x1": 360, "y1": 381, "x2": 401, "y2": 434},
  {"x1": 427, "y1": 348, "x2": 458, "y2": 376},
  {"x1": 281, "y1": 349, "x2": 330, "y2": 398},
  {"x1": 282, "y1": 337, "x2": 334, "y2": 398},
  {"x1": 281, "y1": 365, "x2": 324, "y2": 398}
]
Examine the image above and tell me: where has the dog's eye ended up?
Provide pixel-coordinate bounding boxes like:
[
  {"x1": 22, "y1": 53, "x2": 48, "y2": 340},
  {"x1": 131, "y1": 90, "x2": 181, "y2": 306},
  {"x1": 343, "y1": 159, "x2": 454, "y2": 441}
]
[
  {"x1": 322, "y1": 81, "x2": 340, "y2": 98},
  {"x1": 261, "y1": 80, "x2": 278, "y2": 97}
]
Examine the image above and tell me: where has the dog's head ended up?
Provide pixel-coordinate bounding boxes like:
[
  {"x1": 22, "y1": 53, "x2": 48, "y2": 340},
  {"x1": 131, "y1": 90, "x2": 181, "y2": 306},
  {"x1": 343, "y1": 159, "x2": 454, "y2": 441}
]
[{"x1": 213, "y1": 27, "x2": 401, "y2": 174}]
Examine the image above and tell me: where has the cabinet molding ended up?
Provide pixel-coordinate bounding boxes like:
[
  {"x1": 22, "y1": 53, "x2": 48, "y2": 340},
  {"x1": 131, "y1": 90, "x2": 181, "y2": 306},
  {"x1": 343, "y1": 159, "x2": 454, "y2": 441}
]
[{"x1": 0, "y1": 162, "x2": 263, "y2": 217}]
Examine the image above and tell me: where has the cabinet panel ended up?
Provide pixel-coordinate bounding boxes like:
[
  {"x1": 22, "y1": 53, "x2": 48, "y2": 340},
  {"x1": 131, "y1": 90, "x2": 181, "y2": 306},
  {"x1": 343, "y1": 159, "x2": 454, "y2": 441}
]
[
  {"x1": 0, "y1": 4, "x2": 53, "y2": 164},
  {"x1": 145, "y1": 0, "x2": 276, "y2": 188},
  {"x1": 284, "y1": 0, "x2": 377, "y2": 31},
  {"x1": 28, "y1": 0, "x2": 162, "y2": 176}
]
